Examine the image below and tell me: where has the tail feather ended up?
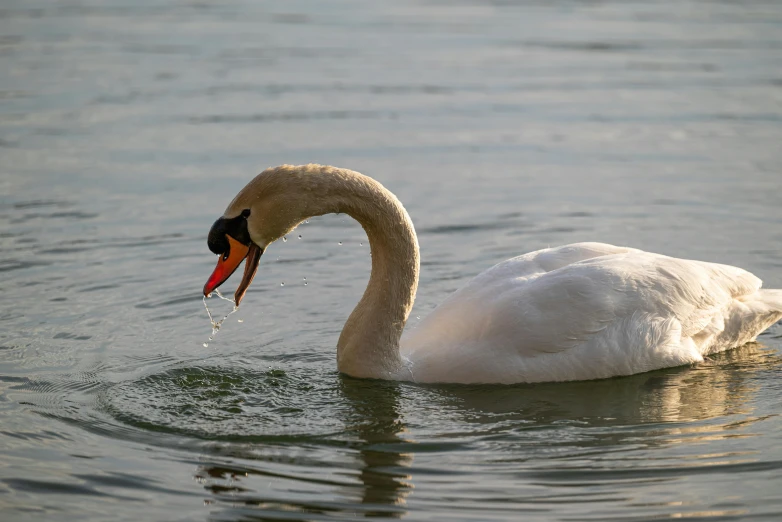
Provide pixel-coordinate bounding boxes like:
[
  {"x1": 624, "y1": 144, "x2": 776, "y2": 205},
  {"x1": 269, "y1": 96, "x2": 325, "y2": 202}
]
[
  {"x1": 755, "y1": 289, "x2": 782, "y2": 312},
  {"x1": 738, "y1": 288, "x2": 782, "y2": 345},
  {"x1": 699, "y1": 289, "x2": 782, "y2": 355}
]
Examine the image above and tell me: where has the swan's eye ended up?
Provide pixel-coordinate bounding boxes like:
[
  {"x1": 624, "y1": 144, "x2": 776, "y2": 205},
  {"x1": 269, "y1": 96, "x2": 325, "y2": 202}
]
[{"x1": 241, "y1": 209, "x2": 251, "y2": 218}]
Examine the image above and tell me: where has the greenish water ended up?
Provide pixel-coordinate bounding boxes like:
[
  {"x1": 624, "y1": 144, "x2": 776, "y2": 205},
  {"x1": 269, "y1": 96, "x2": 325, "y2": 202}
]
[{"x1": 1, "y1": 0, "x2": 782, "y2": 520}]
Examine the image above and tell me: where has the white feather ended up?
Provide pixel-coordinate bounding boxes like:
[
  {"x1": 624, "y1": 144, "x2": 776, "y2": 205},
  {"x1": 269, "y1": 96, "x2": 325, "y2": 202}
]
[{"x1": 401, "y1": 243, "x2": 782, "y2": 384}]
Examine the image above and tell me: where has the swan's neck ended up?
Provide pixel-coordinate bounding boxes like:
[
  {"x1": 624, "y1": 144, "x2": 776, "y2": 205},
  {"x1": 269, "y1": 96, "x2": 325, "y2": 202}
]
[
  {"x1": 231, "y1": 165, "x2": 419, "y2": 378},
  {"x1": 331, "y1": 171, "x2": 419, "y2": 379}
]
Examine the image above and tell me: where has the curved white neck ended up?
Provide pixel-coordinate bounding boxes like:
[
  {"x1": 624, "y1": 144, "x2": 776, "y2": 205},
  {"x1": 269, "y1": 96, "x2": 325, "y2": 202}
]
[{"x1": 306, "y1": 168, "x2": 420, "y2": 379}]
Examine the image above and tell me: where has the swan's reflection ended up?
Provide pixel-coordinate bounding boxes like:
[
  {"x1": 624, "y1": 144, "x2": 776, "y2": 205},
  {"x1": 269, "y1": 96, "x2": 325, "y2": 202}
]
[
  {"x1": 338, "y1": 377, "x2": 413, "y2": 517},
  {"x1": 192, "y1": 375, "x2": 413, "y2": 520},
  {"x1": 193, "y1": 341, "x2": 780, "y2": 519},
  {"x1": 419, "y1": 342, "x2": 779, "y2": 449}
]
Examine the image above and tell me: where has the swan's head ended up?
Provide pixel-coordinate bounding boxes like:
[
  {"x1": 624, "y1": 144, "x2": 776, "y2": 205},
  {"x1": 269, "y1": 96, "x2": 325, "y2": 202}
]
[{"x1": 202, "y1": 165, "x2": 324, "y2": 305}]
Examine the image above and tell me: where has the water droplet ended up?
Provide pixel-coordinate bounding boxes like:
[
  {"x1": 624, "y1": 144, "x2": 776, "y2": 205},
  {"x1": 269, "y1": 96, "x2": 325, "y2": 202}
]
[
  {"x1": 203, "y1": 291, "x2": 240, "y2": 344},
  {"x1": 417, "y1": 316, "x2": 421, "y2": 320},
  {"x1": 298, "y1": 235, "x2": 302, "y2": 239},
  {"x1": 280, "y1": 282, "x2": 285, "y2": 286},
  {"x1": 338, "y1": 241, "x2": 342, "y2": 245},
  {"x1": 360, "y1": 242, "x2": 363, "y2": 246},
  {"x1": 305, "y1": 219, "x2": 309, "y2": 224},
  {"x1": 282, "y1": 236, "x2": 287, "y2": 242},
  {"x1": 237, "y1": 319, "x2": 243, "y2": 323}
]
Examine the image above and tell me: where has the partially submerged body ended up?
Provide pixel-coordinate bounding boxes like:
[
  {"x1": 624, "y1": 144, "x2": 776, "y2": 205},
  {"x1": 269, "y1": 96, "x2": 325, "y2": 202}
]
[
  {"x1": 401, "y1": 243, "x2": 782, "y2": 383},
  {"x1": 202, "y1": 165, "x2": 782, "y2": 384}
]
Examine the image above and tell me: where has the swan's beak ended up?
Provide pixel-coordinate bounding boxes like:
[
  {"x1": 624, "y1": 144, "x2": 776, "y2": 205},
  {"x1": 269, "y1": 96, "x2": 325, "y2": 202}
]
[{"x1": 203, "y1": 235, "x2": 263, "y2": 306}]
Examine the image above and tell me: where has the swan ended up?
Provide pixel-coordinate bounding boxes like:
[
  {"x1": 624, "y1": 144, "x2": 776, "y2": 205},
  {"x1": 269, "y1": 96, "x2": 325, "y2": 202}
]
[{"x1": 202, "y1": 164, "x2": 782, "y2": 384}]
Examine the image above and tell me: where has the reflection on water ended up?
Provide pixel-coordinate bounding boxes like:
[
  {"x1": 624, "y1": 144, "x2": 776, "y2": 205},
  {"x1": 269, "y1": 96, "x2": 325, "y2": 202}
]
[
  {"x1": 434, "y1": 342, "x2": 774, "y2": 428},
  {"x1": 194, "y1": 379, "x2": 413, "y2": 519},
  {"x1": 339, "y1": 380, "x2": 413, "y2": 517},
  {"x1": 3, "y1": 328, "x2": 782, "y2": 520},
  {"x1": 16, "y1": 341, "x2": 767, "y2": 520}
]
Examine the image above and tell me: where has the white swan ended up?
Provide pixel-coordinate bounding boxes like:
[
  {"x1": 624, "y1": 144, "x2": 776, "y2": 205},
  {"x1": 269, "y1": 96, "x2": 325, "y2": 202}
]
[{"x1": 202, "y1": 164, "x2": 782, "y2": 384}]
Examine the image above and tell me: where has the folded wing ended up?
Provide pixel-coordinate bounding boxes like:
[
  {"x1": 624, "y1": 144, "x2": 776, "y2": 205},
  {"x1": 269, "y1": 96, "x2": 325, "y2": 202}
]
[{"x1": 402, "y1": 242, "x2": 781, "y2": 383}]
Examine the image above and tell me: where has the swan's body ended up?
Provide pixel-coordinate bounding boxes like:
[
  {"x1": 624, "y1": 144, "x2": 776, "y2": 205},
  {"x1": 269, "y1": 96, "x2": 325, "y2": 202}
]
[
  {"x1": 401, "y1": 243, "x2": 782, "y2": 383},
  {"x1": 204, "y1": 164, "x2": 782, "y2": 384}
]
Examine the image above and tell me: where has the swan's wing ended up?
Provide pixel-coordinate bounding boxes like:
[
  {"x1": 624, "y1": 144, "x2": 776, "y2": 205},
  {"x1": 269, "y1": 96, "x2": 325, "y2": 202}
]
[
  {"x1": 402, "y1": 242, "x2": 778, "y2": 383},
  {"x1": 468, "y1": 241, "x2": 643, "y2": 283},
  {"x1": 404, "y1": 243, "x2": 645, "y2": 356}
]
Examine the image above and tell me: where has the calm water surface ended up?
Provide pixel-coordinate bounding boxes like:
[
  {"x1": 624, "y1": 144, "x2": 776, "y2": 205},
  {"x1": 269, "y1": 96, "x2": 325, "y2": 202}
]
[{"x1": 2, "y1": 1, "x2": 782, "y2": 520}]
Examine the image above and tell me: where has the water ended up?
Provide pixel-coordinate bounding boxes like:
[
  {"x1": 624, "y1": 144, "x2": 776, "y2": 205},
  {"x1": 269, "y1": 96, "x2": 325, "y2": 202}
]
[
  {"x1": 1, "y1": 0, "x2": 782, "y2": 520},
  {"x1": 202, "y1": 290, "x2": 239, "y2": 348}
]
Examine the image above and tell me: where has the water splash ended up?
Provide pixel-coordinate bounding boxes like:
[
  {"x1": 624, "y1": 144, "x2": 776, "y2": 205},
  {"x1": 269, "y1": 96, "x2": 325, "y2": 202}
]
[{"x1": 202, "y1": 289, "x2": 239, "y2": 347}]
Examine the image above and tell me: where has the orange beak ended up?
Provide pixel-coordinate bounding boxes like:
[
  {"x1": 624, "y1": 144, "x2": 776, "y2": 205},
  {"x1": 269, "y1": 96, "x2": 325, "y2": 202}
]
[{"x1": 203, "y1": 235, "x2": 262, "y2": 306}]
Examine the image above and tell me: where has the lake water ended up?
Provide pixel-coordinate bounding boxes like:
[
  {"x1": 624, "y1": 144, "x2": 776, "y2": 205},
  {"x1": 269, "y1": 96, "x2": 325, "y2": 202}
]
[{"x1": 2, "y1": 0, "x2": 782, "y2": 520}]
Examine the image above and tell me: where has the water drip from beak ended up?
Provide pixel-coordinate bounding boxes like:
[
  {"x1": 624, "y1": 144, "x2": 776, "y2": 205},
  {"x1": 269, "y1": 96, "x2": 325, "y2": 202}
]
[{"x1": 202, "y1": 289, "x2": 240, "y2": 347}]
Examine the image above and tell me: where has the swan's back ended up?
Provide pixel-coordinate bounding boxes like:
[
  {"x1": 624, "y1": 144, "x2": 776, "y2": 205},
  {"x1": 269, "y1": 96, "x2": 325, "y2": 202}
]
[{"x1": 401, "y1": 243, "x2": 782, "y2": 384}]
